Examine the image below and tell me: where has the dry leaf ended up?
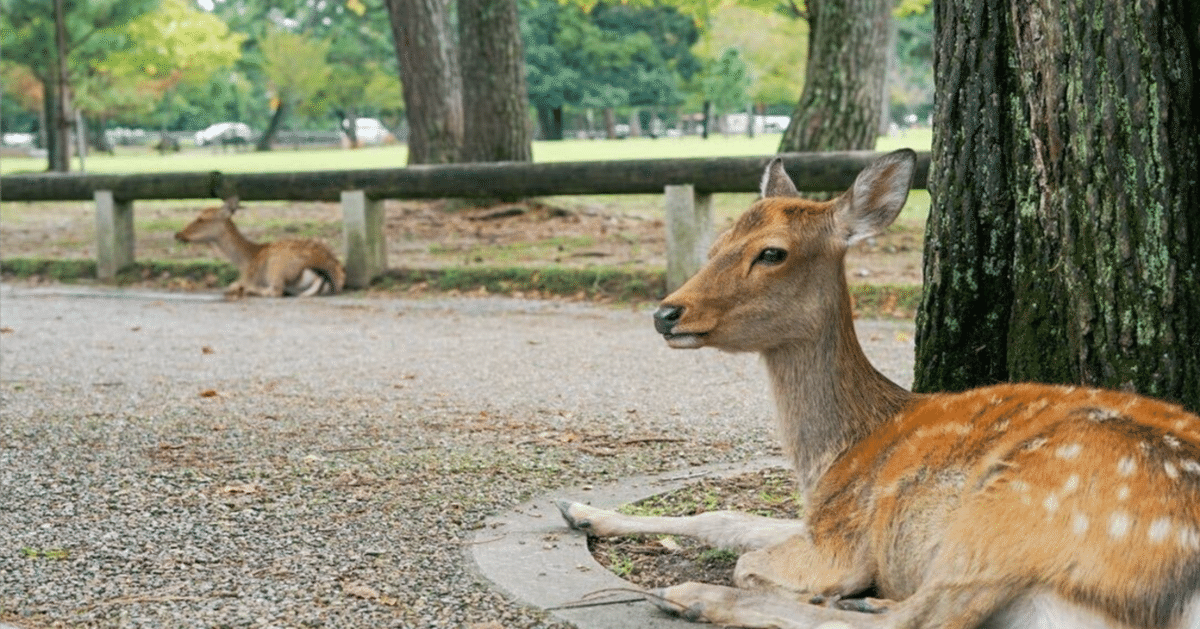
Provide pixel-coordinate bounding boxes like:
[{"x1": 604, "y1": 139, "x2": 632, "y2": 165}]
[
  {"x1": 0, "y1": 327, "x2": 13, "y2": 334},
  {"x1": 659, "y1": 536, "x2": 682, "y2": 551},
  {"x1": 221, "y1": 483, "x2": 261, "y2": 494},
  {"x1": 343, "y1": 583, "x2": 379, "y2": 600},
  {"x1": 201, "y1": 346, "x2": 215, "y2": 354},
  {"x1": 199, "y1": 389, "x2": 219, "y2": 398}
]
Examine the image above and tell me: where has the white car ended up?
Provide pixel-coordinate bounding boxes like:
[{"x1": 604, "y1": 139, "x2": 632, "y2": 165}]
[
  {"x1": 344, "y1": 118, "x2": 393, "y2": 145},
  {"x1": 195, "y1": 122, "x2": 253, "y2": 147}
]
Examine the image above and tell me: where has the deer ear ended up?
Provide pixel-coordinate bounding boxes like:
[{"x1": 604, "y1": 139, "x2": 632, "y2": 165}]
[
  {"x1": 760, "y1": 157, "x2": 801, "y2": 198},
  {"x1": 836, "y1": 149, "x2": 916, "y2": 245}
]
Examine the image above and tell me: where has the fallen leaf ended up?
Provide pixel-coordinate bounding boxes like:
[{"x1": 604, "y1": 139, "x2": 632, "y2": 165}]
[
  {"x1": 659, "y1": 537, "x2": 682, "y2": 551},
  {"x1": 221, "y1": 483, "x2": 261, "y2": 494},
  {"x1": 199, "y1": 389, "x2": 219, "y2": 398},
  {"x1": 0, "y1": 327, "x2": 13, "y2": 334},
  {"x1": 201, "y1": 346, "x2": 214, "y2": 354},
  {"x1": 343, "y1": 583, "x2": 379, "y2": 600}
]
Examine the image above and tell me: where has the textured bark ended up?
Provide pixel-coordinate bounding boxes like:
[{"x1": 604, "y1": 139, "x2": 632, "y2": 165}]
[
  {"x1": 914, "y1": 0, "x2": 1019, "y2": 391},
  {"x1": 917, "y1": 0, "x2": 1200, "y2": 412},
  {"x1": 385, "y1": 0, "x2": 463, "y2": 164},
  {"x1": 458, "y1": 0, "x2": 532, "y2": 162},
  {"x1": 777, "y1": 0, "x2": 891, "y2": 153}
]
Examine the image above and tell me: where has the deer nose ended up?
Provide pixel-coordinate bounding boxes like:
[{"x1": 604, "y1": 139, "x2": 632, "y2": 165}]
[
  {"x1": 174, "y1": 232, "x2": 187, "y2": 242},
  {"x1": 653, "y1": 305, "x2": 684, "y2": 335}
]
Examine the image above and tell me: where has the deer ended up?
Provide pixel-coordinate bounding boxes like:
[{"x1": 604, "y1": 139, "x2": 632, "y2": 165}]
[
  {"x1": 175, "y1": 197, "x2": 347, "y2": 298},
  {"x1": 557, "y1": 149, "x2": 1200, "y2": 629}
]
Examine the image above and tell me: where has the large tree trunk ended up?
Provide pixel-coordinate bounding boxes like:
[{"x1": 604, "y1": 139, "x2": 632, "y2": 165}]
[
  {"x1": 385, "y1": 0, "x2": 462, "y2": 164},
  {"x1": 916, "y1": 0, "x2": 1200, "y2": 412},
  {"x1": 457, "y1": 0, "x2": 531, "y2": 162},
  {"x1": 777, "y1": 0, "x2": 891, "y2": 152}
]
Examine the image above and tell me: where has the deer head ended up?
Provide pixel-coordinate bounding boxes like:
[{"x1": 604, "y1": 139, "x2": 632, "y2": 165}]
[
  {"x1": 653, "y1": 150, "x2": 917, "y2": 353},
  {"x1": 175, "y1": 197, "x2": 241, "y2": 243}
]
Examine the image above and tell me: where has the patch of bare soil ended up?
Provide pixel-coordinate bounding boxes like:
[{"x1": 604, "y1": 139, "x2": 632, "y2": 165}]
[
  {"x1": 588, "y1": 467, "x2": 799, "y2": 589},
  {"x1": 0, "y1": 198, "x2": 923, "y2": 286}
]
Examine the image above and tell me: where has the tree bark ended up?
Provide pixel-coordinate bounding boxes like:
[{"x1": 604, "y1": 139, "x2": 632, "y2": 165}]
[
  {"x1": 917, "y1": 0, "x2": 1200, "y2": 412},
  {"x1": 385, "y1": 0, "x2": 462, "y2": 164},
  {"x1": 777, "y1": 0, "x2": 891, "y2": 152},
  {"x1": 51, "y1": 0, "x2": 72, "y2": 172},
  {"x1": 457, "y1": 0, "x2": 531, "y2": 162}
]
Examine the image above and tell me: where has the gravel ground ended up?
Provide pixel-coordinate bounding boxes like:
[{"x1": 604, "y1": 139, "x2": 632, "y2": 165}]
[{"x1": 0, "y1": 284, "x2": 915, "y2": 629}]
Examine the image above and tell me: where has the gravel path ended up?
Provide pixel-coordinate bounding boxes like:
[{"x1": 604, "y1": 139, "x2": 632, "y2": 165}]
[{"x1": 0, "y1": 284, "x2": 915, "y2": 628}]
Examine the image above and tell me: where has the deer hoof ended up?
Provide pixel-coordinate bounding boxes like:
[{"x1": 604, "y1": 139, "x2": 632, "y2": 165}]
[
  {"x1": 556, "y1": 500, "x2": 592, "y2": 531},
  {"x1": 648, "y1": 588, "x2": 705, "y2": 621}
]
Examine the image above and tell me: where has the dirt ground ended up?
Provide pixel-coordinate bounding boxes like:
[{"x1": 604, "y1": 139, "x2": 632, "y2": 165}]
[{"x1": 0, "y1": 197, "x2": 924, "y2": 286}]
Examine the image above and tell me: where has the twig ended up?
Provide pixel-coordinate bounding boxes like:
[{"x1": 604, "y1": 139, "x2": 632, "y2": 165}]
[{"x1": 547, "y1": 587, "x2": 679, "y2": 611}]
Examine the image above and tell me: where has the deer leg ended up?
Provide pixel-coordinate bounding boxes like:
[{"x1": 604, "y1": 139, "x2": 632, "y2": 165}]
[
  {"x1": 733, "y1": 540, "x2": 875, "y2": 603},
  {"x1": 652, "y1": 578, "x2": 1022, "y2": 629},
  {"x1": 558, "y1": 500, "x2": 808, "y2": 552}
]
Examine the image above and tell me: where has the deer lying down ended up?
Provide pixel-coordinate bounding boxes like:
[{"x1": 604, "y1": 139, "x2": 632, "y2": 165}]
[
  {"x1": 558, "y1": 150, "x2": 1200, "y2": 629},
  {"x1": 175, "y1": 197, "x2": 346, "y2": 298}
]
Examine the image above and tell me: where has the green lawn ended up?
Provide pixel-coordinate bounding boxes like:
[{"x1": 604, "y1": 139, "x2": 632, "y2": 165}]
[{"x1": 0, "y1": 130, "x2": 932, "y2": 176}]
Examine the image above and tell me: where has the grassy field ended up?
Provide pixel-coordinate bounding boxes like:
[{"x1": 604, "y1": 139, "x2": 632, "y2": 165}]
[{"x1": 0, "y1": 129, "x2": 932, "y2": 175}]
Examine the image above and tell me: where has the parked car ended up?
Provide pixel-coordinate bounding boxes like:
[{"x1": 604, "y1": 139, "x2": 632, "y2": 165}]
[
  {"x1": 342, "y1": 118, "x2": 393, "y2": 146},
  {"x1": 195, "y1": 122, "x2": 253, "y2": 147}
]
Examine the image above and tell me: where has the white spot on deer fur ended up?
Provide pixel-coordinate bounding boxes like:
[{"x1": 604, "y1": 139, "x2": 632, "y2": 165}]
[
  {"x1": 1072, "y1": 512, "x2": 1089, "y2": 536},
  {"x1": 1117, "y1": 456, "x2": 1137, "y2": 477},
  {"x1": 1179, "y1": 526, "x2": 1200, "y2": 551},
  {"x1": 1063, "y1": 474, "x2": 1080, "y2": 494},
  {"x1": 1043, "y1": 493, "x2": 1060, "y2": 514},
  {"x1": 1116, "y1": 485, "x2": 1131, "y2": 501},
  {"x1": 1165, "y1": 461, "x2": 1180, "y2": 480},
  {"x1": 1148, "y1": 517, "x2": 1173, "y2": 544},
  {"x1": 1056, "y1": 443, "x2": 1082, "y2": 460},
  {"x1": 1164, "y1": 434, "x2": 1182, "y2": 449},
  {"x1": 1108, "y1": 511, "x2": 1132, "y2": 539},
  {"x1": 1182, "y1": 459, "x2": 1200, "y2": 475}
]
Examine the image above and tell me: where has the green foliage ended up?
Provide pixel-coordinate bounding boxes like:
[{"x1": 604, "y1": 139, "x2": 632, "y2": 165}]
[
  {"x1": 259, "y1": 29, "x2": 331, "y2": 119},
  {"x1": 698, "y1": 48, "x2": 751, "y2": 113},
  {"x1": 523, "y1": 0, "x2": 699, "y2": 114},
  {"x1": 695, "y1": 3, "x2": 808, "y2": 108}
]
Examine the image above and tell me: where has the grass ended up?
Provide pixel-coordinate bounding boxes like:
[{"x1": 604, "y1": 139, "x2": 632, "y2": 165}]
[{"x1": 0, "y1": 130, "x2": 932, "y2": 175}]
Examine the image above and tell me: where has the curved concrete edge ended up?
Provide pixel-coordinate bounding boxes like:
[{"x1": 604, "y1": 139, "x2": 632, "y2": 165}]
[{"x1": 467, "y1": 457, "x2": 788, "y2": 629}]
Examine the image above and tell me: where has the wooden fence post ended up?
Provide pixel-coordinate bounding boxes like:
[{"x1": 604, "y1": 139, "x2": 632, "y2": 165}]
[
  {"x1": 664, "y1": 184, "x2": 713, "y2": 291},
  {"x1": 341, "y1": 190, "x2": 385, "y2": 289},
  {"x1": 94, "y1": 190, "x2": 134, "y2": 281}
]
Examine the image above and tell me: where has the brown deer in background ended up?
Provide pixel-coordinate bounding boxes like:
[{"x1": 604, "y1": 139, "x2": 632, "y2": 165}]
[
  {"x1": 559, "y1": 150, "x2": 1200, "y2": 629},
  {"x1": 175, "y1": 197, "x2": 346, "y2": 298}
]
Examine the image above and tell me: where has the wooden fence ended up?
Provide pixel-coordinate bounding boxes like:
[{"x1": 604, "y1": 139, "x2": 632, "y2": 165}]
[{"x1": 0, "y1": 151, "x2": 930, "y2": 290}]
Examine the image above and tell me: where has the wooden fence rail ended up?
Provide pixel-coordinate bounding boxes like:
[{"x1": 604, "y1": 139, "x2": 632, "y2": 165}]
[{"x1": 0, "y1": 151, "x2": 930, "y2": 289}]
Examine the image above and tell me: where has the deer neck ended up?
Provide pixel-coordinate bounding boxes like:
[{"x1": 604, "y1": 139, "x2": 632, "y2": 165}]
[
  {"x1": 761, "y1": 283, "x2": 915, "y2": 501},
  {"x1": 210, "y1": 221, "x2": 265, "y2": 272}
]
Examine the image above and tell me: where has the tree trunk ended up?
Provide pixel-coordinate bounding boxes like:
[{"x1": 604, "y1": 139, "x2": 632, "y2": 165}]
[
  {"x1": 255, "y1": 101, "x2": 287, "y2": 152},
  {"x1": 777, "y1": 0, "x2": 891, "y2": 152},
  {"x1": 51, "y1": 0, "x2": 72, "y2": 172},
  {"x1": 536, "y1": 107, "x2": 564, "y2": 141},
  {"x1": 917, "y1": 0, "x2": 1200, "y2": 412},
  {"x1": 385, "y1": 0, "x2": 462, "y2": 164},
  {"x1": 457, "y1": 0, "x2": 531, "y2": 162}
]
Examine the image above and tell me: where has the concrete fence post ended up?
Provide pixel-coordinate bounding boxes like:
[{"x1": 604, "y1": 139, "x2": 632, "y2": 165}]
[
  {"x1": 664, "y1": 184, "x2": 713, "y2": 291},
  {"x1": 340, "y1": 190, "x2": 385, "y2": 289},
  {"x1": 94, "y1": 190, "x2": 134, "y2": 281}
]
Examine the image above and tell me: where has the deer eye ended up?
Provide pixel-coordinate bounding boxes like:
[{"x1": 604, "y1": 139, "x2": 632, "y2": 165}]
[{"x1": 754, "y1": 247, "x2": 788, "y2": 266}]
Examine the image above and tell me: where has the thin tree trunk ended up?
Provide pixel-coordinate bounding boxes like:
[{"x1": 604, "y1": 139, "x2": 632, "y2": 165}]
[
  {"x1": 255, "y1": 101, "x2": 286, "y2": 152},
  {"x1": 385, "y1": 0, "x2": 462, "y2": 164},
  {"x1": 778, "y1": 0, "x2": 891, "y2": 152},
  {"x1": 51, "y1": 0, "x2": 71, "y2": 172},
  {"x1": 917, "y1": 0, "x2": 1200, "y2": 411},
  {"x1": 458, "y1": 0, "x2": 531, "y2": 162}
]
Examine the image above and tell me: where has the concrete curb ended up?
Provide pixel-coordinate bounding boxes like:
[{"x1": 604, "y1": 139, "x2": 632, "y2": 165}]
[{"x1": 469, "y1": 457, "x2": 788, "y2": 628}]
